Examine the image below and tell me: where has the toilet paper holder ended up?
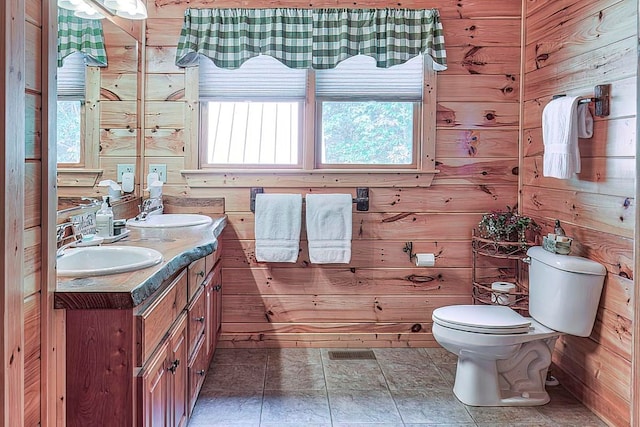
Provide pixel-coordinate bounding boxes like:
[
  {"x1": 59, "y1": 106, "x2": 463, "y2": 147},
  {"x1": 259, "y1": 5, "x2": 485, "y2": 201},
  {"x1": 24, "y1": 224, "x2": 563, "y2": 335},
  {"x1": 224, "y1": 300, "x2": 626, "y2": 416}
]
[
  {"x1": 403, "y1": 242, "x2": 438, "y2": 266},
  {"x1": 403, "y1": 242, "x2": 417, "y2": 262}
]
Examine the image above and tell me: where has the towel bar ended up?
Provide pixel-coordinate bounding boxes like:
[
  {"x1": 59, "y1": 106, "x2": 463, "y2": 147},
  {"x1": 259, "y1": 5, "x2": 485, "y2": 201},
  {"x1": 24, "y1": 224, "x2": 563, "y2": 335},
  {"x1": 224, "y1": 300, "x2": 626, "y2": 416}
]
[
  {"x1": 552, "y1": 84, "x2": 610, "y2": 117},
  {"x1": 250, "y1": 187, "x2": 369, "y2": 213}
]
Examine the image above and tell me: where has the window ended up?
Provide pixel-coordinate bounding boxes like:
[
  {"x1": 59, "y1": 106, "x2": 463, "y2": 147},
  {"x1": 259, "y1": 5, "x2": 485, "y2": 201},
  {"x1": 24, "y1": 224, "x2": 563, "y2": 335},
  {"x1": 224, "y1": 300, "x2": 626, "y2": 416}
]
[
  {"x1": 315, "y1": 55, "x2": 422, "y2": 168},
  {"x1": 199, "y1": 54, "x2": 432, "y2": 170},
  {"x1": 57, "y1": 52, "x2": 86, "y2": 165}
]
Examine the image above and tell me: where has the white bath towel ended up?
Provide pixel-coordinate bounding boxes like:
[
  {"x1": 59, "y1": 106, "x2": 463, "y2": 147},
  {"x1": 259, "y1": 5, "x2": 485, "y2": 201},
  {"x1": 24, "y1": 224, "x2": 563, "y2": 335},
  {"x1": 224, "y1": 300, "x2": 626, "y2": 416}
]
[
  {"x1": 305, "y1": 194, "x2": 352, "y2": 264},
  {"x1": 254, "y1": 193, "x2": 302, "y2": 263},
  {"x1": 542, "y1": 96, "x2": 592, "y2": 179}
]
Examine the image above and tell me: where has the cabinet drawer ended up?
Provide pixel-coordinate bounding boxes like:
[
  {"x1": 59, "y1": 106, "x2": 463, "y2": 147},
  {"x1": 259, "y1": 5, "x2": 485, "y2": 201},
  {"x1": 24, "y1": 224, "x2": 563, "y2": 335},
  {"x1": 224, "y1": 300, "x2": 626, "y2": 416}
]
[
  {"x1": 188, "y1": 336, "x2": 208, "y2": 416},
  {"x1": 188, "y1": 257, "x2": 207, "y2": 301},
  {"x1": 187, "y1": 285, "x2": 206, "y2": 359},
  {"x1": 136, "y1": 269, "x2": 188, "y2": 366}
]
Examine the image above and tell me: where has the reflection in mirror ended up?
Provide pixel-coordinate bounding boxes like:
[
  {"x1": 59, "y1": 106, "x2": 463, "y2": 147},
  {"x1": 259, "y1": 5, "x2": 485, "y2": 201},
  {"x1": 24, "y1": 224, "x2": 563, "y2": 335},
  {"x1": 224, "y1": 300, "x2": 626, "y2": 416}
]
[{"x1": 56, "y1": 9, "x2": 138, "y2": 200}]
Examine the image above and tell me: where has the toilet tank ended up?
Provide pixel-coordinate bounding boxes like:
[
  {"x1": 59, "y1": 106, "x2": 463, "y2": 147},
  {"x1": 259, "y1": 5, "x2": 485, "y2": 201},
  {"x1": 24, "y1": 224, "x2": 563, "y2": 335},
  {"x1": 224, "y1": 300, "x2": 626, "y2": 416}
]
[{"x1": 527, "y1": 246, "x2": 606, "y2": 337}]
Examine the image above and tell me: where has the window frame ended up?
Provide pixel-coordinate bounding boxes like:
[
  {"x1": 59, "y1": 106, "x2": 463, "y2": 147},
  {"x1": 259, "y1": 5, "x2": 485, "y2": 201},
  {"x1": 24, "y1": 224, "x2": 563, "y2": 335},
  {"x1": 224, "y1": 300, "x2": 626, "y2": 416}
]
[
  {"x1": 198, "y1": 100, "x2": 306, "y2": 170},
  {"x1": 56, "y1": 99, "x2": 87, "y2": 168},
  {"x1": 314, "y1": 98, "x2": 422, "y2": 170},
  {"x1": 196, "y1": 58, "x2": 437, "y2": 174},
  {"x1": 56, "y1": 64, "x2": 101, "y2": 170}
]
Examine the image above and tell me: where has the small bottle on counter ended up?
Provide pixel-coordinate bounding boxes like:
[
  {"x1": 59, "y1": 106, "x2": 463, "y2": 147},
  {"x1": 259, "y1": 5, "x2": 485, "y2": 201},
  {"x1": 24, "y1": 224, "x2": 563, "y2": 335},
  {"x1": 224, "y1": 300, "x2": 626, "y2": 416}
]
[
  {"x1": 554, "y1": 219, "x2": 566, "y2": 237},
  {"x1": 95, "y1": 196, "x2": 114, "y2": 237}
]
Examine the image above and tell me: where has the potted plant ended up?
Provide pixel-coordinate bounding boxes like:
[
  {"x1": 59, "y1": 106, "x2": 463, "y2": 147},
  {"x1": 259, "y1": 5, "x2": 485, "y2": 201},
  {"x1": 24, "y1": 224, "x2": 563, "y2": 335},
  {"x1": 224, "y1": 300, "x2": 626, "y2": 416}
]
[{"x1": 477, "y1": 207, "x2": 539, "y2": 246}]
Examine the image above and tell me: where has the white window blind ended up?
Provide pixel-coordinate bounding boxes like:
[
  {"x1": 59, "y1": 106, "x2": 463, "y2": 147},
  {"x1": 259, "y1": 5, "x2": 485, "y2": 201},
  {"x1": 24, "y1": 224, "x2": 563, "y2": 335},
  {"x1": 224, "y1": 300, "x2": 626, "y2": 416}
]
[
  {"x1": 57, "y1": 52, "x2": 86, "y2": 100},
  {"x1": 199, "y1": 55, "x2": 307, "y2": 100},
  {"x1": 315, "y1": 55, "x2": 424, "y2": 101}
]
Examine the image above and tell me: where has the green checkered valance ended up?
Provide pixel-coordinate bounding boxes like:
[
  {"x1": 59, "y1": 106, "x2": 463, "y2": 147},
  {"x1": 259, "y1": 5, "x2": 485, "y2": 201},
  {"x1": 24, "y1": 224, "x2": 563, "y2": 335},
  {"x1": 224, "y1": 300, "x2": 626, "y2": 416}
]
[
  {"x1": 175, "y1": 8, "x2": 447, "y2": 70},
  {"x1": 57, "y1": 8, "x2": 107, "y2": 68}
]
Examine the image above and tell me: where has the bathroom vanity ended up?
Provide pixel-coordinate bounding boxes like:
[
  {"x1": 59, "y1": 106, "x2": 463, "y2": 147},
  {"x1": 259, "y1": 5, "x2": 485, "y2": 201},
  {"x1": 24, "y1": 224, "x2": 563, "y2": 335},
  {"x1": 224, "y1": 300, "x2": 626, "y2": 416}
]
[{"x1": 55, "y1": 216, "x2": 226, "y2": 427}]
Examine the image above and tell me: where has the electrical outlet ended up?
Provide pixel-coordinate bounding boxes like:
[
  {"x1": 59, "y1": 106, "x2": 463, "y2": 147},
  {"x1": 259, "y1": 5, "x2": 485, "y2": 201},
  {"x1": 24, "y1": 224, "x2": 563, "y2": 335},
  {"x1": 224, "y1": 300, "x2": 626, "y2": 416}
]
[
  {"x1": 116, "y1": 164, "x2": 135, "y2": 183},
  {"x1": 149, "y1": 164, "x2": 167, "y2": 183}
]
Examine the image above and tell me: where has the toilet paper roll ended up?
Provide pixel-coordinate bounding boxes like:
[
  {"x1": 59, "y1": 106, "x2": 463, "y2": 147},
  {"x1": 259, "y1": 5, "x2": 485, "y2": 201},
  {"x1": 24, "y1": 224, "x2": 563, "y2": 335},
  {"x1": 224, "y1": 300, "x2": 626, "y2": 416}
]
[
  {"x1": 491, "y1": 281, "x2": 516, "y2": 305},
  {"x1": 415, "y1": 253, "x2": 435, "y2": 267}
]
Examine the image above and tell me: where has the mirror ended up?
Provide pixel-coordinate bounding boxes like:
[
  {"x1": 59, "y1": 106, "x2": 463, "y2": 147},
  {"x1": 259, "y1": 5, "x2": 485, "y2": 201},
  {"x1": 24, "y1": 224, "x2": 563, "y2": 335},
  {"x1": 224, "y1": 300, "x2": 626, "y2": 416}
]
[{"x1": 57, "y1": 13, "x2": 139, "y2": 198}]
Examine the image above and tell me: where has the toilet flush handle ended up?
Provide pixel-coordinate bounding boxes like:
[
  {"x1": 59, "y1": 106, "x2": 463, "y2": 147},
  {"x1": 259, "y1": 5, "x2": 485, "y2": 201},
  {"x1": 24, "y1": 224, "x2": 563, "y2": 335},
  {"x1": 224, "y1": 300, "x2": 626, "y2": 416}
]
[{"x1": 522, "y1": 257, "x2": 531, "y2": 264}]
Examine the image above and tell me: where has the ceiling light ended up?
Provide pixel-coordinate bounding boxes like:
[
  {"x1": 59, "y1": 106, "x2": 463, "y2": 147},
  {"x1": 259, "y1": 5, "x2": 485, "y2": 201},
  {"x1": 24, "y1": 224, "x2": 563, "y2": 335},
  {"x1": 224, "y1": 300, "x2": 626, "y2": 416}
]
[
  {"x1": 74, "y1": 2, "x2": 106, "y2": 19},
  {"x1": 115, "y1": 0, "x2": 147, "y2": 20},
  {"x1": 58, "y1": 0, "x2": 87, "y2": 11}
]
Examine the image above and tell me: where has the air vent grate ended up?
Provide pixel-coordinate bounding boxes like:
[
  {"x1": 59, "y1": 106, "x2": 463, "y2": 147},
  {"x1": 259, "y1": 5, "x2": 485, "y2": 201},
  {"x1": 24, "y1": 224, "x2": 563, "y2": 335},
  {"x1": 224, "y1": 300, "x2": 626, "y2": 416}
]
[{"x1": 328, "y1": 350, "x2": 376, "y2": 360}]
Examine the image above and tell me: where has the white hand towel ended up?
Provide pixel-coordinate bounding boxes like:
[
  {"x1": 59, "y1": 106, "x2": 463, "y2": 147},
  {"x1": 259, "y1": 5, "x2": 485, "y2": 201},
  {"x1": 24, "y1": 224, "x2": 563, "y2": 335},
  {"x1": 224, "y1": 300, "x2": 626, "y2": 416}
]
[
  {"x1": 577, "y1": 103, "x2": 593, "y2": 138},
  {"x1": 305, "y1": 194, "x2": 352, "y2": 264},
  {"x1": 254, "y1": 194, "x2": 302, "y2": 263},
  {"x1": 542, "y1": 96, "x2": 585, "y2": 179}
]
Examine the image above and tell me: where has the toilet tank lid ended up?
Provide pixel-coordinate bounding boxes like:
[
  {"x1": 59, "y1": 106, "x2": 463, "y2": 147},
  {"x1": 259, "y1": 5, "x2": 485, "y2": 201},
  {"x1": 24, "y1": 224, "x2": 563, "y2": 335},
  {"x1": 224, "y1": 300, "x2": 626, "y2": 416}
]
[{"x1": 527, "y1": 246, "x2": 606, "y2": 276}]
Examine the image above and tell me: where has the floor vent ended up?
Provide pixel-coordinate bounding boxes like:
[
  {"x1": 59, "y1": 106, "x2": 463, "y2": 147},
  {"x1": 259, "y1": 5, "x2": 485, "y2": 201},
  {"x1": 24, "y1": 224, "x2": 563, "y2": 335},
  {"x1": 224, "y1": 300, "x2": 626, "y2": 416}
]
[{"x1": 328, "y1": 350, "x2": 376, "y2": 360}]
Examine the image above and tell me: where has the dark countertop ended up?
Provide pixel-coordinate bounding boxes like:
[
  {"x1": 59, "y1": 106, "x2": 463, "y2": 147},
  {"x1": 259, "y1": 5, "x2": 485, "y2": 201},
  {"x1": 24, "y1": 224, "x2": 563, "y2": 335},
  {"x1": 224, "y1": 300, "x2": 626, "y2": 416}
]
[{"x1": 54, "y1": 216, "x2": 226, "y2": 310}]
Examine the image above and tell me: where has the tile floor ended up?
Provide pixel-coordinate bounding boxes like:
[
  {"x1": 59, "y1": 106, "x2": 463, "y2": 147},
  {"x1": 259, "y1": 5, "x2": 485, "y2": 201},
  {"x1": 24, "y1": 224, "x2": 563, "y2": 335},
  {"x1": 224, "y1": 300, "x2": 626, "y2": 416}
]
[{"x1": 189, "y1": 347, "x2": 607, "y2": 427}]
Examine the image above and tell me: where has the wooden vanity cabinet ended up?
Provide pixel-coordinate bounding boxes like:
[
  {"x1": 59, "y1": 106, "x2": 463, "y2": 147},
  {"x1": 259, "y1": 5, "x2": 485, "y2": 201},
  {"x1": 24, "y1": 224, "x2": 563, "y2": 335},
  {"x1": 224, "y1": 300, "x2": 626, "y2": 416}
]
[
  {"x1": 64, "y1": 245, "x2": 223, "y2": 427},
  {"x1": 138, "y1": 313, "x2": 188, "y2": 427}
]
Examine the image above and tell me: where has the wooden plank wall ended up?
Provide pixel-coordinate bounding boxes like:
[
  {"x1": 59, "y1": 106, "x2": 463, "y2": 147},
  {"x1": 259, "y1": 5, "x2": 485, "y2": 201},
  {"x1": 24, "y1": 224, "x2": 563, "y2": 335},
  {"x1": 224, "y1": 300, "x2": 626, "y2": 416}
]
[
  {"x1": 521, "y1": 1, "x2": 636, "y2": 426},
  {"x1": 144, "y1": 0, "x2": 521, "y2": 348},
  {"x1": 25, "y1": 0, "x2": 43, "y2": 425}
]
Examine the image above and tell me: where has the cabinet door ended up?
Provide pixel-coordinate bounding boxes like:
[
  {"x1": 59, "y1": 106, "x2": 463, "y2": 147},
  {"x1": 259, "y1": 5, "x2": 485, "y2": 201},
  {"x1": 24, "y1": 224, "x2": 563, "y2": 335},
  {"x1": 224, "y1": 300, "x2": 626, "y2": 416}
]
[
  {"x1": 208, "y1": 264, "x2": 222, "y2": 359},
  {"x1": 205, "y1": 274, "x2": 215, "y2": 362},
  {"x1": 168, "y1": 314, "x2": 189, "y2": 427},
  {"x1": 138, "y1": 342, "x2": 169, "y2": 427}
]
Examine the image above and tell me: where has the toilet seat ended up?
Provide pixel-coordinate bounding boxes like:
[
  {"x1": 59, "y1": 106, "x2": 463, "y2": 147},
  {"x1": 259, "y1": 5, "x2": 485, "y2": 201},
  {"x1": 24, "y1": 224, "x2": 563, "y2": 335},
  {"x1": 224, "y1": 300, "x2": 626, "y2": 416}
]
[{"x1": 433, "y1": 305, "x2": 531, "y2": 334}]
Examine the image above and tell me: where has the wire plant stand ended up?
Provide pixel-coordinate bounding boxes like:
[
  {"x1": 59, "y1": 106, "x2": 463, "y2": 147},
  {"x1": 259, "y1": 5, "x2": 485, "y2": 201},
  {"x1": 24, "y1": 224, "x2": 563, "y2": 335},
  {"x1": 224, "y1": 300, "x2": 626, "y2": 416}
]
[{"x1": 471, "y1": 229, "x2": 532, "y2": 312}]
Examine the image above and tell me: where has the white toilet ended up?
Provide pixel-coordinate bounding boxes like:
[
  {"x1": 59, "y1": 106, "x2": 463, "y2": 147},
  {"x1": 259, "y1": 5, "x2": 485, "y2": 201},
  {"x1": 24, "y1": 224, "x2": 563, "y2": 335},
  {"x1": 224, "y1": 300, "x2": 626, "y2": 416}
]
[{"x1": 432, "y1": 246, "x2": 606, "y2": 406}]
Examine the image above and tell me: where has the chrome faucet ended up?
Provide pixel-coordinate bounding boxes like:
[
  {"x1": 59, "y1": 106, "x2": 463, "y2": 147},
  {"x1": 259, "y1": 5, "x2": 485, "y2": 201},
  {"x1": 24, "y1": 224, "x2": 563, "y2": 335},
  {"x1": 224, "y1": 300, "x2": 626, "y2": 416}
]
[{"x1": 134, "y1": 197, "x2": 164, "y2": 221}]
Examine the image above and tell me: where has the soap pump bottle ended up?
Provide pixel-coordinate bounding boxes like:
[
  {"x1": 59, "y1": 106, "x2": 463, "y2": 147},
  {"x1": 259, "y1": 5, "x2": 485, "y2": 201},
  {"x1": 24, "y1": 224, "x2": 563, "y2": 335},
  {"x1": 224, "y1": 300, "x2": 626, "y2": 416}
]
[
  {"x1": 554, "y1": 219, "x2": 566, "y2": 237},
  {"x1": 95, "y1": 196, "x2": 114, "y2": 237}
]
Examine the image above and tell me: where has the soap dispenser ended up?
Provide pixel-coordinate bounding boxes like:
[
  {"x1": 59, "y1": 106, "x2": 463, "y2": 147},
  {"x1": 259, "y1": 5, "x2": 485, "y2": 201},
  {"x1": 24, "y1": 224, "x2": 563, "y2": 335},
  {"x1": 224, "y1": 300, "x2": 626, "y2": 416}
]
[{"x1": 95, "y1": 196, "x2": 114, "y2": 237}]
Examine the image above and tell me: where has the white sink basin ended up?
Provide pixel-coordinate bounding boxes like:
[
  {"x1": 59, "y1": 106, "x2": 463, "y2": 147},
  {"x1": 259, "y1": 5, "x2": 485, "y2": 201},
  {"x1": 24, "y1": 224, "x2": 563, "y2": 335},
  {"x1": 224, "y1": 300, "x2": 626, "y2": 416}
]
[
  {"x1": 57, "y1": 246, "x2": 163, "y2": 277},
  {"x1": 127, "y1": 214, "x2": 213, "y2": 229}
]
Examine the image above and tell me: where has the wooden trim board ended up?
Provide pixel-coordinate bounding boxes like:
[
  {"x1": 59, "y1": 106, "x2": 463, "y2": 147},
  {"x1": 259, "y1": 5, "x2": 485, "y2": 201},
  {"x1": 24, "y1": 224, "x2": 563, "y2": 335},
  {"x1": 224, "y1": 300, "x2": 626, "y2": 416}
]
[{"x1": 1, "y1": 1, "x2": 26, "y2": 426}]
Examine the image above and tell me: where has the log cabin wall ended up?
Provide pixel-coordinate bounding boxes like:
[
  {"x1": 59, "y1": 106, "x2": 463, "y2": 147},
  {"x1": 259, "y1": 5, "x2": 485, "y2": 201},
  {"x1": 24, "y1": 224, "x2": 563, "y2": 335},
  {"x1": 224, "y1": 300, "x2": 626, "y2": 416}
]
[
  {"x1": 144, "y1": 0, "x2": 522, "y2": 348},
  {"x1": 521, "y1": 1, "x2": 636, "y2": 426},
  {"x1": 25, "y1": 0, "x2": 44, "y2": 425}
]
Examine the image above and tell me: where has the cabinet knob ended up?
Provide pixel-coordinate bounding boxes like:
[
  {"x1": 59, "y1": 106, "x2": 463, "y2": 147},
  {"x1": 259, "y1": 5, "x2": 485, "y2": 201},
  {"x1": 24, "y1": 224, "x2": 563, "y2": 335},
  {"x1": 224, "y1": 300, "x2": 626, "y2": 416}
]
[
  {"x1": 195, "y1": 316, "x2": 205, "y2": 323},
  {"x1": 213, "y1": 284, "x2": 222, "y2": 292},
  {"x1": 168, "y1": 359, "x2": 180, "y2": 373},
  {"x1": 197, "y1": 369, "x2": 206, "y2": 376},
  {"x1": 197, "y1": 271, "x2": 205, "y2": 278}
]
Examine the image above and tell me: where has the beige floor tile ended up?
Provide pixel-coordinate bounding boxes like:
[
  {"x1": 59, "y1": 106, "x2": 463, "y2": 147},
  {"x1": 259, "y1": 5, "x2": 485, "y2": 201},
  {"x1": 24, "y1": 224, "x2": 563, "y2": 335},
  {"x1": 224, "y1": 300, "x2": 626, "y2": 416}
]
[
  {"x1": 203, "y1": 363, "x2": 266, "y2": 392},
  {"x1": 323, "y1": 360, "x2": 387, "y2": 391},
  {"x1": 380, "y1": 361, "x2": 450, "y2": 391},
  {"x1": 391, "y1": 389, "x2": 475, "y2": 424},
  {"x1": 328, "y1": 389, "x2": 403, "y2": 424},
  {"x1": 261, "y1": 390, "x2": 331, "y2": 424},
  {"x1": 190, "y1": 348, "x2": 606, "y2": 426},
  {"x1": 188, "y1": 390, "x2": 262, "y2": 426},
  {"x1": 265, "y1": 361, "x2": 326, "y2": 391}
]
